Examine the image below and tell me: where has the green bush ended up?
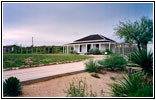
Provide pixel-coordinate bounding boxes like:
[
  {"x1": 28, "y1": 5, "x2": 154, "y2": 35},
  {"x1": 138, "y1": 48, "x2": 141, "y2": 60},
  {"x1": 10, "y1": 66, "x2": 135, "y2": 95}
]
[
  {"x1": 3, "y1": 77, "x2": 22, "y2": 96},
  {"x1": 131, "y1": 49, "x2": 153, "y2": 76},
  {"x1": 70, "y1": 50, "x2": 78, "y2": 54},
  {"x1": 111, "y1": 73, "x2": 153, "y2": 97},
  {"x1": 89, "y1": 49, "x2": 102, "y2": 55},
  {"x1": 64, "y1": 78, "x2": 97, "y2": 97},
  {"x1": 91, "y1": 73, "x2": 100, "y2": 78},
  {"x1": 85, "y1": 60, "x2": 102, "y2": 73},
  {"x1": 104, "y1": 49, "x2": 113, "y2": 55},
  {"x1": 98, "y1": 54, "x2": 127, "y2": 71},
  {"x1": 127, "y1": 85, "x2": 153, "y2": 97}
]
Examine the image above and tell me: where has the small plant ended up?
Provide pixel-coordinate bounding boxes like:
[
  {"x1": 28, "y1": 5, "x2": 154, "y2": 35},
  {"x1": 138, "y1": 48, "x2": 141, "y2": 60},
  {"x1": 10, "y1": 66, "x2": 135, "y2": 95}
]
[
  {"x1": 64, "y1": 78, "x2": 97, "y2": 97},
  {"x1": 111, "y1": 73, "x2": 153, "y2": 97},
  {"x1": 104, "y1": 49, "x2": 113, "y2": 55},
  {"x1": 98, "y1": 54, "x2": 127, "y2": 71},
  {"x1": 3, "y1": 77, "x2": 22, "y2": 96},
  {"x1": 85, "y1": 60, "x2": 102, "y2": 73},
  {"x1": 89, "y1": 49, "x2": 102, "y2": 55},
  {"x1": 131, "y1": 49, "x2": 153, "y2": 76},
  {"x1": 110, "y1": 77, "x2": 116, "y2": 81},
  {"x1": 91, "y1": 73, "x2": 100, "y2": 78},
  {"x1": 70, "y1": 50, "x2": 78, "y2": 54}
]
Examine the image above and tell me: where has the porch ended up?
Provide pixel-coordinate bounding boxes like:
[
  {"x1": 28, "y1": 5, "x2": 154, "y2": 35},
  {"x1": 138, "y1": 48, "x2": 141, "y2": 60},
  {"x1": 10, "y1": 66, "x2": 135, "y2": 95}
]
[{"x1": 63, "y1": 42, "x2": 116, "y2": 54}]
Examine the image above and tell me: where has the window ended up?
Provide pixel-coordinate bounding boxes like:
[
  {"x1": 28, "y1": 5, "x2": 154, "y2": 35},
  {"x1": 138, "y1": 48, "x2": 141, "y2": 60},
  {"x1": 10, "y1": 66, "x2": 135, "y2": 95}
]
[
  {"x1": 80, "y1": 45, "x2": 82, "y2": 52},
  {"x1": 96, "y1": 44, "x2": 99, "y2": 49}
]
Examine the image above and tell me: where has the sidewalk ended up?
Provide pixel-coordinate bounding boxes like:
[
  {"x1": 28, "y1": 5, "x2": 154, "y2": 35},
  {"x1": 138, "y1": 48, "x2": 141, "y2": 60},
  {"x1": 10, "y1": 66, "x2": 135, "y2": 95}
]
[{"x1": 3, "y1": 55, "x2": 105, "y2": 83}]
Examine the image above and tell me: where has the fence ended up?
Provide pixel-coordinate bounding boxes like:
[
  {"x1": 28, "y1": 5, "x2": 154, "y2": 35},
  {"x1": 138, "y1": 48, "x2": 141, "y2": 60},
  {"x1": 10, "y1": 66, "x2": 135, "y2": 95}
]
[
  {"x1": 115, "y1": 43, "x2": 138, "y2": 56},
  {"x1": 3, "y1": 45, "x2": 63, "y2": 54}
]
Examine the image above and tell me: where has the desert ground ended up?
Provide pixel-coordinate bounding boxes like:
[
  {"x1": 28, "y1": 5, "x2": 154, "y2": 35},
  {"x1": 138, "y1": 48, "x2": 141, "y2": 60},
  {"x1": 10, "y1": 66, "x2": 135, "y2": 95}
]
[{"x1": 21, "y1": 71, "x2": 124, "y2": 97}]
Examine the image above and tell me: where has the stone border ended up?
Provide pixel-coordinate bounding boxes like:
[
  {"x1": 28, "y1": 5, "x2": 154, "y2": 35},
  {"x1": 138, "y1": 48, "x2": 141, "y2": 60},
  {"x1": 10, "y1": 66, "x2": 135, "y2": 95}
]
[
  {"x1": 22, "y1": 70, "x2": 86, "y2": 86},
  {"x1": 3, "y1": 60, "x2": 84, "y2": 71}
]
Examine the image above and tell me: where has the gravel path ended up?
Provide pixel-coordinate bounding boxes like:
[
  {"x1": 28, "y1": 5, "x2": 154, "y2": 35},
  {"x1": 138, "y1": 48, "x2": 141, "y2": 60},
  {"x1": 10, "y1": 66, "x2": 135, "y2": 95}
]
[{"x1": 3, "y1": 55, "x2": 106, "y2": 82}]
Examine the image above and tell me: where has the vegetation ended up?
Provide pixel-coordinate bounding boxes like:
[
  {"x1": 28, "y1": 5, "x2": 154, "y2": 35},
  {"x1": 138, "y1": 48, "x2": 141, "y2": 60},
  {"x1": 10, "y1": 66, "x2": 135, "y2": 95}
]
[
  {"x1": 104, "y1": 49, "x2": 113, "y2": 55},
  {"x1": 111, "y1": 73, "x2": 153, "y2": 97},
  {"x1": 114, "y1": 16, "x2": 153, "y2": 51},
  {"x1": 3, "y1": 77, "x2": 22, "y2": 96},
  {"x1": 110, "y1": 77, "x2": 116, "y2": 81},
  {"x1": 98, "y1": 54, "x2": 127, "y2": 71},
  {"x1": 3, "y1": 54, "x2": 92, "y2": 68},
  {"x1": 89, "y1": 49, "x2": 102, "y2": 55},
  {"x1": 85, "y1": 60, "x2": 102, "y2": 73},
  {"x1": 64, "y1": 78, "x2": 97, "y2": 97},
  {"x1": 131, "y1": 49, "x2": 153, "y2": 76},
  {"x1": 91, "y1": 73, "x2": 100, "y2": 78},
  {"x1": 70, "y1": 50, "x2": 78, "y2": 54}
]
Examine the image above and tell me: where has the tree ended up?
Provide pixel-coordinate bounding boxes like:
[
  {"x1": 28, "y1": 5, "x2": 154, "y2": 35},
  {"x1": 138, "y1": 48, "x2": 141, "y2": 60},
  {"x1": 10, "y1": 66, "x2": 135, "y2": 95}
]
[{"x1": 114, "y1": 16, "x2": 153, "y2": 51}]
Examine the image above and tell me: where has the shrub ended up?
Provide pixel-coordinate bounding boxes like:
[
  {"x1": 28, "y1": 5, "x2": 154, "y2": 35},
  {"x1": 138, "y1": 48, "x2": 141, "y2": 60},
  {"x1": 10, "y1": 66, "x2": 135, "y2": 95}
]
[
  {"x1": 64, "y1": 78, "x2": 97, "y2": 97},
  {"x1": 110, "y1": 77, "x2": 116, "y2": 81},
  {"x1": 104, "y1": 49, "x2": 113, "y2": 55},
  {"x1": 70, "y1": 50, "x2": 78, "y2": 54},
  {"x1": 111, "y1": 73, "x2": 153, "y2": 97},
  {"x1": 3, "y1": 77, "x2": 22, "y2": 96},
  {"x1": 131, "y1": 49, "x2": 153, "y2": 76},
  {"x1": 98, "y1": 54, "x2": 127, "y2": 71},
  {"x1": 85, "y1": 60, "x2": 102, "y2": 73},
  {"x1": 89, "y1": 49, "x2": 102, "y2": 55},
  {"x1": 91, "y1": 73, "x2": 100, "y2": 78}
]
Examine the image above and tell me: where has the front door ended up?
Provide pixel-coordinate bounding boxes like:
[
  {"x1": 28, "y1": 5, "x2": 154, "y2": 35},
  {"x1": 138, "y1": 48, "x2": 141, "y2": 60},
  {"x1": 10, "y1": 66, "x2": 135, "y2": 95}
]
[{"x1": 87, "y1": 44, "x2": 91, "y2": 52}]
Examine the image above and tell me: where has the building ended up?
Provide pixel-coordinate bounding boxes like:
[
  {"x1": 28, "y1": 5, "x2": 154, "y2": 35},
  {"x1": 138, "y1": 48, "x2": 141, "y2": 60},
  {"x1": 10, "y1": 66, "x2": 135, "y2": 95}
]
[
  {"x1": 63, "y1": 34, "x2": 117, "y2": 54},
  {"x1": 3, "y1": 45, "x2": 15, "y2": 53}
]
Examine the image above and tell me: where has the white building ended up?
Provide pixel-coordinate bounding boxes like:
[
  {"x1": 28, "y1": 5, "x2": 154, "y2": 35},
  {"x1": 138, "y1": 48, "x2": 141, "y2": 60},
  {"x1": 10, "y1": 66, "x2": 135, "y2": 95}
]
[{"x1": 63, "y1": 34, "x2": 117, "y2": 54}]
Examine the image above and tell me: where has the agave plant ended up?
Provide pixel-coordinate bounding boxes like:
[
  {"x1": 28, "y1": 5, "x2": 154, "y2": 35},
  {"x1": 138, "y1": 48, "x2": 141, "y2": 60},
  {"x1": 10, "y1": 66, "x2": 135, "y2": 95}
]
[
  {"x1": 111, "y1": 73, "x2": 153, "y2": 97},
  {"x1": 3, "y1": 77, "x2": 22, "y2": 96},
  {"x1": 131, "y1": 49, "x2": 153, "y2": 76}
]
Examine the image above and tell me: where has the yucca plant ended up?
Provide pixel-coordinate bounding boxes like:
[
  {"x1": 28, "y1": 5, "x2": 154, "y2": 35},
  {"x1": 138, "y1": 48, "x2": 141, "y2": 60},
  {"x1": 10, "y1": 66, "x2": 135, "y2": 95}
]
[
  {"x1": 3, "y1": 77, "x2": 22, "y2": 96},
  {"x1": 111, "y1": 73, "x2": 153, "y2": 97},
  {"x1": 131, "y1": 49, "x2": 153, "y2": 76}
]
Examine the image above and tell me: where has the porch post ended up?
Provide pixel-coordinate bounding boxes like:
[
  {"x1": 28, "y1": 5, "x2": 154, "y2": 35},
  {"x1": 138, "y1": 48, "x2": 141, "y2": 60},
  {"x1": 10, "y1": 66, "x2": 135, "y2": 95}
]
[
  {"x1": 86, "y1": 44, "x2": 88, "y2": 53},
  {"x1": 91, "y1": 43, "x2": 93, "y2": 49},
  {"x1": 73, "y1": 45, "x2": 75, "y2": 51},
  {"x1": 63, "y1": 46, "x2": 64, "y2": 54},
  {"x1": 109, "y1": 42, "x2": 111, "y2": 50},
  {"x1": 67, "y1": 45, "x2": 69, "y2": 54},
  {"x1": 78, "y1": 44, "x2": 80, "y2": 53},
  {"x1": 99, "y1": 43, "x2": 101, "y2": 50}
]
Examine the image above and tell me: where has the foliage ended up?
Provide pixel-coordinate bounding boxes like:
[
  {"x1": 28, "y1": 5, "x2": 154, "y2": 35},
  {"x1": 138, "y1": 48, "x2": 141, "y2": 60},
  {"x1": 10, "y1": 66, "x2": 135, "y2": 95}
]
[
  {"x1": 64, "y1": 78, "x2": 97, "y2": 97},
  {"x1": 89, "y1": 49, "x2": 102, "y2": 55},
  {"x1": 110, "y1": 77, "x2": 116, "y2": 81},
  {"x1": 98, "y1": 54, "x2": 127, "y2": 71},
  {"x1": 127, "y1": 85, "x2": 153, "y2": 97},
  {"x1": 3, "y1": 77, "x2": 22, "y2": 96},
  {"x1": 70, "y1": 50, "x2": 78, "y2": 54},
  {"x1": 111, "y1": 73, "x2": 153, "y2": 97},
  {"x1": 3, "y1": 54, "x2": 92, "y2": 68},
  {"x1": 105, "y1": 49, "x2": 113, "y2": 55},
  {"x1": 85, "y1": 60, "x2": 102, "y2": 73},
  {"x1": 131, "y1": 49, "x2": 153, "y2": 76},
  {"x1": 91, "y1": 73, "x2": 100, "y2": 78},
  {"x1": 114, "y1": 16, "x2": 153, "y2": 51}
]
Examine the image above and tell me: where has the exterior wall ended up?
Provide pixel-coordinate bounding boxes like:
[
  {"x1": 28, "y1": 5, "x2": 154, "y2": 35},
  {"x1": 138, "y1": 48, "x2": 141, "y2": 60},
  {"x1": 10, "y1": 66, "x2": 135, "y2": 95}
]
[
  {"x1": 75, "y1": 45, "x2": 79, "y2": 53},
  {"x1": 101, "y1": 44, "x2": 109, "y2": 51},
  {"x1": 81, "y1": 45, "x2": 86, "y2": 53},
  {"x1": 147, "y1": 42, "x2": 153, "y2": 53}
]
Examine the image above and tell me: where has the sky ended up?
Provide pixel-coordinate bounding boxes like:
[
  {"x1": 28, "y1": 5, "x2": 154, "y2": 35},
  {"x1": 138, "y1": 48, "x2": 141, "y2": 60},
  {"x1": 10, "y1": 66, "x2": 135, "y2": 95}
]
[{"x1": 3, "y1": 3, "x2": 153, "y2": 46}]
